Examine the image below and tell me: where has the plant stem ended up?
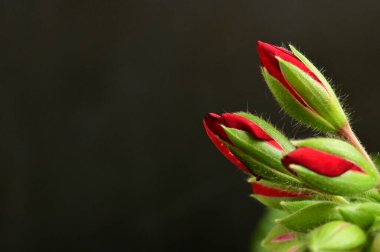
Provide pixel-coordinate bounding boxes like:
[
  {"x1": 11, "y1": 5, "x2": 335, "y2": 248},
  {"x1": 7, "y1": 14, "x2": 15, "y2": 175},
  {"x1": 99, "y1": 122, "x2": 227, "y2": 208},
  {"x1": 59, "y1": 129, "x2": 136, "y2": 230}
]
[{"x1": 339, "y1": 123, "x2": 378, "y2": 173}]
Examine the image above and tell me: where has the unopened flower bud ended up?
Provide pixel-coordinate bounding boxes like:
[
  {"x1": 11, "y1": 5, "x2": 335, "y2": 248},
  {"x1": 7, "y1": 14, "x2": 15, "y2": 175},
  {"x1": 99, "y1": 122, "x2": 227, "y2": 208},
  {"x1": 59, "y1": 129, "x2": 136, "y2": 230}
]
[
  {"x1": 251, "y1": 179, "x2": 314, "y2": 209},
  {"x1": 203, "y1": 112, "x2": 300, "y2": 185},
  {"x1": 282, "y1": 138, "x2": 379, "y2": 195},
  {"x1": 308, "y1": 221, "x2": 366, "y2": 252},
  {"x1": 262, "y1": 224, "x2": 306, "y2": 252},
  {"x1": 257, "y1": 41, "x2": 348, "y2": 133}
]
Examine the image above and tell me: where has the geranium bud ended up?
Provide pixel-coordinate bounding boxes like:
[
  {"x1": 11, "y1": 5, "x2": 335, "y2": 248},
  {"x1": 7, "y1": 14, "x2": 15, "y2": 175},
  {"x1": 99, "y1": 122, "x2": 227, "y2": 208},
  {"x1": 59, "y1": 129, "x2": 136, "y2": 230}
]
[
  {"x1": 282, "y1": 138, "x2": 379, "y2": 195},
  {"x1": 257, "y1": 41, "x2": 348, "y2": 133},
  {"x1": 203, "y1": 112, "x2": 300, "y2": 186},
  {"x1": 307, "y1": 221, "x2": 366, "y2": 252},
  {"x1": 262, "y1": 224, "x2": 306, "y2": 252},
  {"x1": 250, "y1": 179, "x2": 314, "y2": 209}
]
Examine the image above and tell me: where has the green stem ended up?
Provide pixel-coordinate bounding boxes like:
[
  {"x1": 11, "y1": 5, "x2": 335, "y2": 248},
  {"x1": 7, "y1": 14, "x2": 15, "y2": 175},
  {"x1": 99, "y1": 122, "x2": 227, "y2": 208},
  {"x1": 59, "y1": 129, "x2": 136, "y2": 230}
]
[{"x1": 339, "y1": 123, "x2": 378, "y2": 174}]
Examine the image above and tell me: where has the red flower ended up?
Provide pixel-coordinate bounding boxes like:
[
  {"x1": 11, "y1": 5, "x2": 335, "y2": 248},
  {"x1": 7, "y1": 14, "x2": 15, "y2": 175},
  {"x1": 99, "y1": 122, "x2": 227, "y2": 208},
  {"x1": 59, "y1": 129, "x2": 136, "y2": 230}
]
[{"x1": 282, "y1": 147, "x2": 363, "y2": 177}]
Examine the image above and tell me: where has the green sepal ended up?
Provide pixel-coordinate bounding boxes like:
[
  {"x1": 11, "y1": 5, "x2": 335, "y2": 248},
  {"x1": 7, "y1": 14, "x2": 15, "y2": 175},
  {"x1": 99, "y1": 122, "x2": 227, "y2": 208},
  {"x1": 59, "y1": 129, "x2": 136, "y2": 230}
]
[
  {"x1": 278, "y1": 58, "x2": 347, "y2": 130},
  {"x1": 338, "y1": 204, "x2": 376, "y2": 230},
  {"x1": 307, "y1": 221, "x2": 366, "y2": 252},
  {"x1": 276, "y1": 202, "x2": 341, "y2": 233},
  {"x1": 261, "y1": 68, "x2": 336, "y2": 133},
  {"x1": 364, "y1": 189, "x2": 380, "y2": 203},
  {"x1": 235, "y1": 112, "x2": 295, "y2": 153},
  {"x1": 252, "y1": 195, "x2": 317, "y2": 210},
  {"x1": 289, "y1": 45, "x2": 336, "y2": 97},
  {"x1": 228, "y1": 145, "x2": 302, "y2": 187},
  {"x1": 223, "y1": 127, "x2": 289, "y2": 174},
  {"x1": 290, "y1": 164, "x2": 376, "y2": 195},
  {"x1": 348, "y1": 189, "x2": 380, "y2": 203},
  {"x1": 252, "y1": 195, "x2": 286, "y2": 210},
  {"x1": 281, "y1": 200, "x2": 328, "y2": 214},
  {"x1": 338, "y1": 202, "x2": 380, "y2": 230}
]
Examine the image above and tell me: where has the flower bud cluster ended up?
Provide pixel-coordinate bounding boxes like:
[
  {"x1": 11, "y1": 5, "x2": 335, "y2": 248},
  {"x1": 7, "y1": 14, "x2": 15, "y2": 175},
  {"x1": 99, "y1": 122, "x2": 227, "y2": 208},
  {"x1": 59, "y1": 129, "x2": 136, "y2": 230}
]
[{"x1": 203, "y1": 41, "x2": 380, "y2": 251}]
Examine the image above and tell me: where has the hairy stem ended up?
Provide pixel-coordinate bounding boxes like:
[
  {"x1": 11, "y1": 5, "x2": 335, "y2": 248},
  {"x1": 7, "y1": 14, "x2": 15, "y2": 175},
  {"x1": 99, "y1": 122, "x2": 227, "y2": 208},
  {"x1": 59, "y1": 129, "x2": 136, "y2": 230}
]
[{"x1": 339, "y1": 123, "x2": 378, "y2": 173}]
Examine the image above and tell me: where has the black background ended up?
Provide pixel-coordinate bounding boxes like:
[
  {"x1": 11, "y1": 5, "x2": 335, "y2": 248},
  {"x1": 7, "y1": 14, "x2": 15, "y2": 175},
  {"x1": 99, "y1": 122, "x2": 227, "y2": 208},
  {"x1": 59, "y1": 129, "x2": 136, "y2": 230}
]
[{"x1": 2, "y1": 1, "x2": 380, "y2": 251}]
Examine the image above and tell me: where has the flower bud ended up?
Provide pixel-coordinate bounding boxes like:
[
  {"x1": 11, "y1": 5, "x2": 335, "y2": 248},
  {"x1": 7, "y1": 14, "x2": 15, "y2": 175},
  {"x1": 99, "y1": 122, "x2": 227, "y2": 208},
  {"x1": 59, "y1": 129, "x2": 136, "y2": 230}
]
[
  {"x1": 262, "y1": 224, "x2": 306, "y2": 252},
  {"x1": 257, "y1": 41, "x2": 348, "y2": 133},
  {"x1": 250, "y1": 179, "x2": 314, "y2": 209},
  {"x1": 282, "y1": 138, "x2": 379, "y2": 195},
  {"x1": 203, "y1": 112, "x2": 300, "y2": 185},
  {"x1": 307, "y1": 221, "x2": 366, "y2": 252}
]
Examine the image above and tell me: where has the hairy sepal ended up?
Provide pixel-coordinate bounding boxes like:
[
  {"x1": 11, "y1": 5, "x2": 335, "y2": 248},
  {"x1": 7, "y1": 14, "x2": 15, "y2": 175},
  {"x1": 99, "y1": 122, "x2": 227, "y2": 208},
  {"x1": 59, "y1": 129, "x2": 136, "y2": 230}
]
[
  {"x1": 224, "y1": 127, "x2": 288, "y2": 174},
  {"x1": 278, "y1": 58, "x2": 347, "y2": 130},
  {"x1": 262, "y1": 68, "x2": 336, "y2": 133},
  {"x1": 276, "y1": 202, "x2": 341, "y2": 233},
  {"x1": 235, "y1": 112, "x2": 295, "y2": 152},
  {"x1": 228, "y1": 145, "x2": 302, "y2": 187}
]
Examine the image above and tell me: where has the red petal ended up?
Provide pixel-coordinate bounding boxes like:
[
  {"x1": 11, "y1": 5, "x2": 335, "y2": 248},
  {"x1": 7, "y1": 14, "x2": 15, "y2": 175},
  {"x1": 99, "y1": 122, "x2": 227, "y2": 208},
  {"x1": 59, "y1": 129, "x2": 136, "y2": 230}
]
[
  {"x1": 203, "y1": 118, "x2": 250, "y2": 173},
  {"x1": 221, "y1": 113, "x2": 283, "y2": 151},
  {"x1": 257, "y1": 41, "x2": 327, "y2": 106},
  {"x1": 282, "y1": 147, "x2": 363, "y2": 177},
  {"x1": 251, "y1": 182, "x2": 310, "y2": 197},
  {"x1": 204, "y1": 113, "x2": 231, "y2": 143}
]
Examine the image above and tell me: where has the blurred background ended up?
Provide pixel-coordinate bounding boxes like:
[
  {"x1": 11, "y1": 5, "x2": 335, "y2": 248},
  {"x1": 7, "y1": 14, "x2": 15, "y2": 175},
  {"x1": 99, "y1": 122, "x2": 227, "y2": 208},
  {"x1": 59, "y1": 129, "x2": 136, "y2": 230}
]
[{"x1": 2, "y1": 0, "x2": 380, "y2": 251}]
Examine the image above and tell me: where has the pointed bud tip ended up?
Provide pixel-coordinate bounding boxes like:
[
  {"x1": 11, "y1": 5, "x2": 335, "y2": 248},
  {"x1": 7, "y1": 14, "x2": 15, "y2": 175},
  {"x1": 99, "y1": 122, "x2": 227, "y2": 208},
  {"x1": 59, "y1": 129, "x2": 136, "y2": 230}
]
[
  {"x1": 203, "y1": 113, "x2": 230, "y2": 143},
  {"x1": 203, "y1": 114, "x2": 250, "y2": 174}
]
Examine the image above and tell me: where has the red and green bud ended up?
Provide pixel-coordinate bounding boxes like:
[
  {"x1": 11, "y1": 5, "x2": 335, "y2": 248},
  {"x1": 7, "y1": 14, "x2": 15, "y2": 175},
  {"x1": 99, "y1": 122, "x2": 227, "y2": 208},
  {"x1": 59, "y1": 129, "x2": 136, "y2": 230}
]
[
  {"x1": 282, "y1": 138, "x2": 379, "y2": 195},
  {"x1": 250, "y1": 179, "x2": 314, "y2": 209},
  {"x1": 257, "y1": 41, "x2": 348, "y2": 133},
  {"x1": 262, "y1": 224, "x2": 306, "y2": 252},
  {"x1": 307, "y1": 221, "x2": 366, "y2": 252},
  {"x1": 203, "y1": 112, "x2": 300, "y2": 185},
  {"x1": 203, "y1": 113, "x2": 250, "y2": 174}
]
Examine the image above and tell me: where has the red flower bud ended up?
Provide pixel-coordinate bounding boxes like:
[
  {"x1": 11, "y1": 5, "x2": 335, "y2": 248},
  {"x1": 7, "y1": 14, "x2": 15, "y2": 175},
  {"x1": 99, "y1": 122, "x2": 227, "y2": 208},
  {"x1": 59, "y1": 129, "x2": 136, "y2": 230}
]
[
  {"x1": 251, "y1": 182, "x2": 310, "y2": 197},
  {"x1": 203, "y1": 112, "x2": 286, "y2": 174},
  {"x1": 203, "y1": 113, "x2": 249, "y2": 173},
  {"x1": 282, "y1": 147, "x2": 363, "y2": 177},
  {"x1": 204, "y1": 113, "x2": 283, "y2": 150},
  {"x1": 257, "y1": 41, "x2": 328, "y2": 108}
]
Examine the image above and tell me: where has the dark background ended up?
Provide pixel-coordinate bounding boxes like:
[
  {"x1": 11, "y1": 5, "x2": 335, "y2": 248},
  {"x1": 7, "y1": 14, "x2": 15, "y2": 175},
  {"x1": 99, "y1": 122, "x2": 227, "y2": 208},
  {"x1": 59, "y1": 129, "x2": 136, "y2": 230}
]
[{"x1": 2, "y1": 1, "x2": 380, "y2": 251}]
